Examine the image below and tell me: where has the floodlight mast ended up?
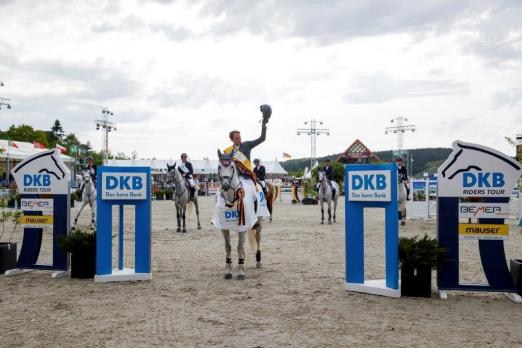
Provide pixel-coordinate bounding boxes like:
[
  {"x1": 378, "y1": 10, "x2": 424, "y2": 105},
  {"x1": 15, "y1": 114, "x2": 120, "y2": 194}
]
[
  {"x1": 95, "y1": 108, "x2": 116, "y2": 164},
  {"x1": 297, "y1": 118, "x2": 330, "y2": 169}
]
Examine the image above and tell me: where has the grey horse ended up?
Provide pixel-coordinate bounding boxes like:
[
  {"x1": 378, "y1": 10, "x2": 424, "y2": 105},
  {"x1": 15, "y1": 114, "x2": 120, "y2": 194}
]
[
  {"x1": 398, "y1": 180, "x2": 407, "y2": 226},
  {"x1": 216, "y1": 152, "x2": 262, "y2": 280},
  {"x1": 317, "y1": 171, "x2": 339, "y2": 224},
  {"x1": 167, "y1": 163, "x2": 201, "y2": 233},
  {"x1": 73, "y1": 170, "x2": 96, "y2": 229}
]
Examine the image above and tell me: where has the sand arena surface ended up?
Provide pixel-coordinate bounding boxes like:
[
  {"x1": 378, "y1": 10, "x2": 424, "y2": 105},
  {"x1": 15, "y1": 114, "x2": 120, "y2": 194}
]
[{"x1": 1, "y1": 194, "x2": 522, "y2": 347}]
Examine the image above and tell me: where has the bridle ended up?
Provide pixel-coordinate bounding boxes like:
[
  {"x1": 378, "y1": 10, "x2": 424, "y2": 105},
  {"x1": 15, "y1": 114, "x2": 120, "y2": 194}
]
[
  {"x1": 319, "y1": 172, "x2": 327, "y2": 195},
  {"x1": 169, "y1": 169, "x2": 188, "y2": 199},
  {"x1": 218, "y1": 162, "x2": 243, "y2": 207}
]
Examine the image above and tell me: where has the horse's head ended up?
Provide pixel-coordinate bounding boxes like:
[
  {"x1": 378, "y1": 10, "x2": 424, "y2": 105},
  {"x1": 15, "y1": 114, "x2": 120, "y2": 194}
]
[
  {"x1": 217, "y1": 149, "x2": 236, "y2": 192},
  {"x1": 318, "y1": 171, "x2": 326, "y2": 183},
  {"x1": 166, "y1": 163, "x2": 179, "y2": 182},
  {"x1": 82, "y1": 171, "x2": 91, "y2": 183}
]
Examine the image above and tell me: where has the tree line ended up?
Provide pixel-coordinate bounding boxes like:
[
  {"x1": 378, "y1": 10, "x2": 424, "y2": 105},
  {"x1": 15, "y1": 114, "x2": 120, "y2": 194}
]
[
  {"x1": 0, "y1": 120, "x2": 132, "y2": 165},
  {"x1": 283, "y1": 148, "x2": 453, "y2": 178}
]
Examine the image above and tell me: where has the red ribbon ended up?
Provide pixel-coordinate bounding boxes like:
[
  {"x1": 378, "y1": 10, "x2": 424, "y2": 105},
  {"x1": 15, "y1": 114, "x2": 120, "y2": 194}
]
[{"x1": 236, "y1": 188, "x2": 246, "y2": 225}]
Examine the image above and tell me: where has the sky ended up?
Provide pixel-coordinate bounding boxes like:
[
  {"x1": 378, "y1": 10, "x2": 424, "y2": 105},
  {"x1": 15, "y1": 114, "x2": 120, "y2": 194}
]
[{"x1": 0, "y1": 0, "x2": 521, "y2": 161}]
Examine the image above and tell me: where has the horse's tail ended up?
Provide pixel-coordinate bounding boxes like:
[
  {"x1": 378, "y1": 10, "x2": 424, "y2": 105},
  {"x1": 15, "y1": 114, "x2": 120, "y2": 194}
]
[
  {"x1": 272, "y1": 185, "x2": 280, "y2": 203},
  {"x1": 186, "y1": 200, "x2": 193, "y2": 218},
  {"x1": 247, "y1": 228, "x2": 257, "y2": 251}
]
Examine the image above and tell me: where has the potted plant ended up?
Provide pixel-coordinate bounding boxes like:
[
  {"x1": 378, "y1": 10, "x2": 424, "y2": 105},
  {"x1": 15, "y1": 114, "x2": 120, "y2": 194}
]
[
  {"x1": 164, "y1": 188, "x2": 174, "y2": 200},
  {"x1": 58, "y1": 229, "x2": 96, "y2": 279},
  {"x1": 399, "y1": 234, "x2": 447, "y2": 297},
  {"x1": 0, "y1": 198, "x2": 22, "y2": 274}
]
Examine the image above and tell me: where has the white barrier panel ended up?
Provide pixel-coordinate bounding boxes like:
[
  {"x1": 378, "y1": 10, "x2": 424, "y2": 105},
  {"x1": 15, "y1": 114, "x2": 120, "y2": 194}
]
[{"x1": 408, "y1": 179, "x2": 429, "y2": 219}]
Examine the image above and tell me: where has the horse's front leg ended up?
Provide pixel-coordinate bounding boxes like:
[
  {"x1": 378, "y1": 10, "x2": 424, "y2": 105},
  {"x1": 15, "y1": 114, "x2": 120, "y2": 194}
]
[
  {"x1": 320, "y1": 200, "x2": 325, "y2": 224},
  {"x1": 327, "y1": 199, "x2": 332, "y2": 225},
  {"x1": 193, "y1": 198, "x2": 201, "y2": 230},
  {"x1": 333, "y1": 197, "x2": 338, "y2": 223},
  {"x1": 182, "y1": 206, "x2": 187, "y2": 233},
  {"x1": 222, "y1": 230, "x2": 232, "y2": 279},
  {"x1": 176, "y1": 205, "x2": 182, "y2": 232},
  {"x1": 73, "y1": 199, "x2": 87, "y2": 228},
  {"x1": 89, "y1": 199, "x2": 96, "y2": 229},
  {"x1": 255, "y1": 220, "x2": 262, "y2": 268},
  {"x1": 237, "y1": 232, "x2": 246, "y2": 280}
]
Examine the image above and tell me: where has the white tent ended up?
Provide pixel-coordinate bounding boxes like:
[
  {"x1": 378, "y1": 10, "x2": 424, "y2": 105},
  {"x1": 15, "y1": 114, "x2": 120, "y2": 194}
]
[{"x1": 0, "y1": 139, "x2": 74, "y2": 162}]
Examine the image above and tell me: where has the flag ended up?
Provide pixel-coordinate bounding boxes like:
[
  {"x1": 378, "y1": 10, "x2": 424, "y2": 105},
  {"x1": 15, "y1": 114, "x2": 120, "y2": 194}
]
[
  {"x1": 33, "y1": 141, "x2": 46, "y2": 149},
  {"x1": 8, "y1": 140, "x2": 18, "y2": 148},
  {"x1": 282, "y1": 152, "x2": 292, "y2": 160},
  {"x1": 56, "y1": 144, "x2": 67, "y2": 153}
]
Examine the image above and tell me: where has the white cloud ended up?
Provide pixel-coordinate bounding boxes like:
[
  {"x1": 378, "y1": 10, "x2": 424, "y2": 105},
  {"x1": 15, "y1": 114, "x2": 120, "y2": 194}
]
[{"x1": 0, "y1": 0, "x2": 520, "y2": 161}]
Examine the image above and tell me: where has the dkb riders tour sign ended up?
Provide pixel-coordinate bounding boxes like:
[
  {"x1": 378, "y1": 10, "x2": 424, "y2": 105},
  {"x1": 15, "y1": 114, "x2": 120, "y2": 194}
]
[{"x1": 437, "y1": 141, "x2": 522, "y2": 302}]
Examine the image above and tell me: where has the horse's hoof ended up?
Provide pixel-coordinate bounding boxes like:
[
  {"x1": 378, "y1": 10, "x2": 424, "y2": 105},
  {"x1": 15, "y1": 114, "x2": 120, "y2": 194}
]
[
  {"x1": 197, "y1": 225, "x2": 201, "y2": 230},
  {"x1": 224, "y1": 273, "x2": 232, "y2": 279},
  {"x1": 237, "y1": 274, "x2": 246, "y2": 280},
  {"x1": 321, "y1": 221, "x2": 324, "y2": 224},
  {"x1": 182, "y1": 229, "x2": 187, "y2": 233},
  {"x1": 176, "y1": 228, "x2": 182, "y2": 233},
  {"x1": 401, "y1": 221, "x2": 406, "y2": 226},
  {"x1": 256, "y1": 262, "x2": 262, "y2": 269}
]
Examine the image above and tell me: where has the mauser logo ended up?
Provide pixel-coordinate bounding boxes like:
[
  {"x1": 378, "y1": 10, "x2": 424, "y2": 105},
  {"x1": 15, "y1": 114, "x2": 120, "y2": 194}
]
[{"x1": 458, "y1": 223, "x2": 509, "y2": 240}]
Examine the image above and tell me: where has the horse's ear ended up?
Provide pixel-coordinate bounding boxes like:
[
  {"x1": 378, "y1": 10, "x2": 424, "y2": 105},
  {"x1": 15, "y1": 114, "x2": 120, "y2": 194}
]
[{"x1": 217, "y1": 149, "x2": 222, "y2": 160}]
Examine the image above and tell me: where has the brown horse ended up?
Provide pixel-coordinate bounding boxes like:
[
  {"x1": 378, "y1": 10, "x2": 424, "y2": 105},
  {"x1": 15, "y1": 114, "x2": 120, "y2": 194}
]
[{"x1": 265, "y1": 182, "x2": 280, "y2": 222}]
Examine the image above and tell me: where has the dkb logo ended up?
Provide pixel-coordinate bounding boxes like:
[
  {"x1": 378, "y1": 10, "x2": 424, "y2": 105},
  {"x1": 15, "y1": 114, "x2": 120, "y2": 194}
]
[
  {"x1": 462, "y1": 172, "x2": 504, "y2": 188},
  {"x1": 24, "y1": 174, "x2": 51, "y2": 186},
  {"x1": 351, "y1": 174, "x2": 387, "y2": 190},
  {"x1": 106, "y1": 175, "x2": 143, "y2": 190},
  {"x1": 224, "y1": 210, "x2": 239, "y2": 221}
]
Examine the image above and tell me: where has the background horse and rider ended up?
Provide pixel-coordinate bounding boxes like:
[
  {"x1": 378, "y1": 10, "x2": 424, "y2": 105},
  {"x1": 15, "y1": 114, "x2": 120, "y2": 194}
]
[
  {"x1": 73, "y1": 170, "x2": 96, "y2": 229},
  {"x1": 167, "y1": 163, "x2": 201, "y2": 233}
]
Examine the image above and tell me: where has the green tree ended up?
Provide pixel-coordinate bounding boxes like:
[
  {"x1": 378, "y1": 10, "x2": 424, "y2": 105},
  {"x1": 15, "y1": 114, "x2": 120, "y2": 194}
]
[
  {"x1": 33, "y1": 130, "x2": 49, "y2": 147},
  {"x1": 47, "y1": 119, "x2": 65, "y2": 146},
  {"x1": 6, "y1": 124, "x2": 37, "y2": 143},
  {"x1": 62, "y1": 133, "x2": 81, "y2": 154}
]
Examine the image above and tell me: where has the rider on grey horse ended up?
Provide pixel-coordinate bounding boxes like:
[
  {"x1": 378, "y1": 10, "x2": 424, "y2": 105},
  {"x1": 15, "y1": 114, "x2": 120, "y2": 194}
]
[
  {"x1": 178, "y1": 153, "x2": 196, "y2": 199},
  {"x1": 317, "y1": 159, "x2": 336, "y2": 197},
  {"x1": 85, "y1": 157, "x2": 97, "y2": 183},
  {"x1": 78, "y1": 156, "x2": 96, "y2": 196},
  {"x1": 253, "y1": 159, "x2": 267, "y2": 197},
  {"x1": 396, "y1": 157, "x2": 410, "y2": 200}
]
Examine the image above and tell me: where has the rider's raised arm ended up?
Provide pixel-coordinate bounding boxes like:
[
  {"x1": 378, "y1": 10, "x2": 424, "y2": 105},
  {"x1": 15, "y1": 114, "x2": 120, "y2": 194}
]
[{"x1": 244, "y1": 123, "x2": 267, "y2": 150}]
